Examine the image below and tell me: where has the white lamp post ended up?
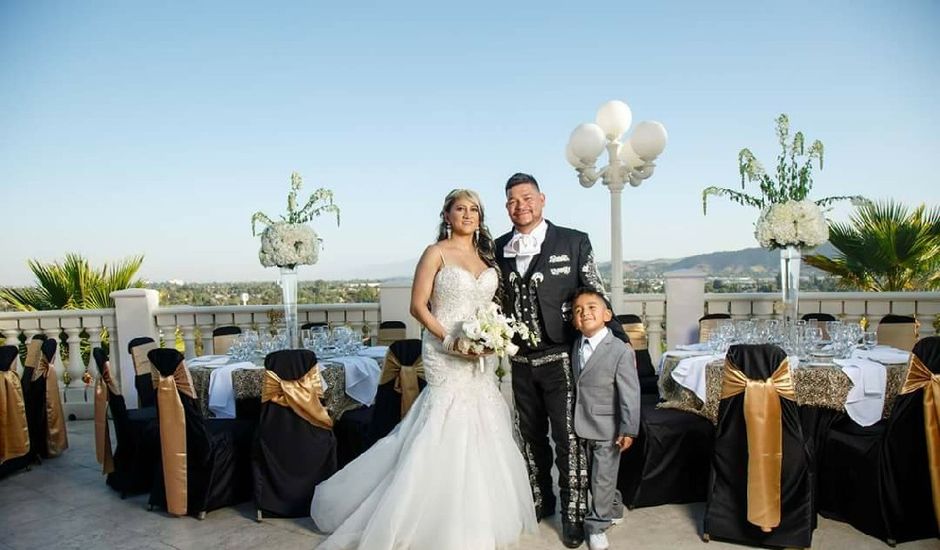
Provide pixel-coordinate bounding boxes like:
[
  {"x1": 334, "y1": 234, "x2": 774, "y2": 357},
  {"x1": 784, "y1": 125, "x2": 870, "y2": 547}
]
[{"x1": 566, "y1": 100, "x2": 667, "y2": 311}]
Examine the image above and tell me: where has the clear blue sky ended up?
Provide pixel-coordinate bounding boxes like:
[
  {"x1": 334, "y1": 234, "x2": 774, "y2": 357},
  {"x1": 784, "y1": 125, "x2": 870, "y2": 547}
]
[{"x1": 2, "y1": 1, "x2": 938, "y2": 285}]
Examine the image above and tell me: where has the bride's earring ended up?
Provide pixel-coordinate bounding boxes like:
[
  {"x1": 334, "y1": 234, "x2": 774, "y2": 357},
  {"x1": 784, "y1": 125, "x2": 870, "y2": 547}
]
[
  {"x1": 474, "y1": 229, "x2": 479, "y2": 242},
  {"x1": 446, "y1": 223, "x2": 452, "y2": 239}
]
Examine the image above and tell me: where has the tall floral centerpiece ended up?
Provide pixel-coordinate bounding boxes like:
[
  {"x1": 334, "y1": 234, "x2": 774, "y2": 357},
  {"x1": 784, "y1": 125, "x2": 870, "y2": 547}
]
[
  {"x1": 702, "y1": 114, "x2": 867, "y2": 323},
  {"x1": 251, "y1": 172, "x2": 340, "y2": 348}
]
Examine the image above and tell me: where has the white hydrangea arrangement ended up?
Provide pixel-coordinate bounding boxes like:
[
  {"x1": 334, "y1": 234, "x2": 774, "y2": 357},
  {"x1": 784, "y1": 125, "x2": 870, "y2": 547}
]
[
  {"x1": 251, "y1": 172, "x2": 340, "y2": 268},
  {"x1": 453, "y1": 302, "x2": 535, "y2": 369},
  {"x1": 754, "y1": 200, "x2": 830, "y2": 249},
  {"x1": 702, "y1": 114, "x2": 868, "y2": 250}
]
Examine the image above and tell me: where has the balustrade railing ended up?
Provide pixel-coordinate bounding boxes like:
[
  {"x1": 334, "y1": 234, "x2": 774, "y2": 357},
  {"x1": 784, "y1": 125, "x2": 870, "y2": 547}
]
[
  {"x1": 153, "y1": 303, "x2": 381, "y2": 358},
  {"x1": 703, "y1": 291, "x2": 940, "y2": 337},
  {"x1": 0, "y1": 308, "x2": 117, "y2": 413}
]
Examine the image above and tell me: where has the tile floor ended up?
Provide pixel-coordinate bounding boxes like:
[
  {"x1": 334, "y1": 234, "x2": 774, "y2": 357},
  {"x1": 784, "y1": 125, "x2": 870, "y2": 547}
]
[{"x1": 0, "y1": 420, "x2": 935, "y2": 549}]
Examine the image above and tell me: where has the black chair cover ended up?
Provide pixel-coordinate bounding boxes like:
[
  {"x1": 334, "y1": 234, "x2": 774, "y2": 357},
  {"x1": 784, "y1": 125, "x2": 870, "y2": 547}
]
[
  {"x1": 91, "y1": 348, "x2": 158, "y2": 496},
  {"x1": 379, "y1": 321, "x2": 406, "y2": 329},
  {"x1": 147, "y1": 348, "x2": 248, "y2": 517},
  {"x1": 301, "y1": 322, "x2": 328, "y2": 330},
  {"x1": 616, "y1": 314, "x2": 658, "y2": 396},
  {"x1": 212, "y1": 326, "x2": 241, "y2": 337},
  {"x1": 703, "y1": 344, "x2": 815, "y2": 548},
  {"x1": 23, "y1": 339, "x2": 58, "y2": 460},
  {"x1": 364, "y1": 339, "x2": 424, "y2": 447},
  {"x1": 617, "y1": 401, "x2": 714, "y2": 508},
  {"x1": 880, "y1": 314, "x2": 916, "y2": 324},
  {"x1": 0, "y1": 345, "x2": 30, "y2": 477},
  {"x1": 700, "y1": 313, "x2": 732, "y2": 321},
  {"x1": 252, "y1": 349, "x2": 337, "y2": 517},
  {"x1": 801, "y1": 313, "x2": 836, "y2": 323},
  {"x1": 818, "y1": 336, "x2": 940, "y2": 544},
  {"x1": 128, "y1": 337, "x2": 157, "y2": 408}
]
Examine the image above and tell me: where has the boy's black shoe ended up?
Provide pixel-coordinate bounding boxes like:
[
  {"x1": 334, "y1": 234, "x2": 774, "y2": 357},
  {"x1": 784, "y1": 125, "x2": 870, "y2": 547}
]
[{"x1": 561, "y1": 521, "x2": 584, "y2": 548}]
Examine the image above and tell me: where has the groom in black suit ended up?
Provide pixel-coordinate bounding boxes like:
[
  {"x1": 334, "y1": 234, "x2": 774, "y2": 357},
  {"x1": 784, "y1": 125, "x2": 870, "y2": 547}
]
[{"x1": 496, "y1": 173, "x2": 627, "y2": 548}]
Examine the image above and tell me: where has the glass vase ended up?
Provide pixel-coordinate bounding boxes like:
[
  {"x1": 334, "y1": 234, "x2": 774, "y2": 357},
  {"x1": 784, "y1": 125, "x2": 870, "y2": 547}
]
[
  {"x1": 279, "y1": 266, "x2": 300, "y2": 349},
  {"x1": 779, "y1": 245, "x2": 802, "y2": 325}
]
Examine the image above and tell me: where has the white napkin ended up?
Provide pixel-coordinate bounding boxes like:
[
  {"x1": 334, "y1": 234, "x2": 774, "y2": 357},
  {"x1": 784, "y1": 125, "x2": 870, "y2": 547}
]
[
  {"x1": 671, "y1": 354, "x2": 722, "y2": 403},
  {"x1": 833, "y1": 357, "x2": 887, "y2": 427},
  {"x1": 675, "y1": 343, "x2": 711, "y2": 352},
  {"x1": 854, "y1": 346, "x2": 910, "y2": 365},
  {"x1": 330, "y1": 355, "x2": 382, "y2": 406},
  {"x1": 357, "y1": 346, "x2": 389, "y2": 360},
  {"x1": 188, "y1": 355, "x2": 231, "y2": 368},
  {"x1": 208, "y1": 361, "x2": 263, "y2": 419}
]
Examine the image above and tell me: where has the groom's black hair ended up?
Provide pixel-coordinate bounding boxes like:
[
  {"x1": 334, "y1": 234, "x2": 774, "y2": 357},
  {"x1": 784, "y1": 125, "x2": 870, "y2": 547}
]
[{"x1": 505, "y1": 172, "x2": 539, "y2": 192}]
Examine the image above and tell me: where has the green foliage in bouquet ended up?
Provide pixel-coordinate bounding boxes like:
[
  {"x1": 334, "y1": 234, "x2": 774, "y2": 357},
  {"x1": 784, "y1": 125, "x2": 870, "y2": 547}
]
[
  {"x1": 702, "y1": 114, "x2": 866, "y2": 213},
  {"x1": 251, "y1": 171, "x2": 341, "y2": 236}
]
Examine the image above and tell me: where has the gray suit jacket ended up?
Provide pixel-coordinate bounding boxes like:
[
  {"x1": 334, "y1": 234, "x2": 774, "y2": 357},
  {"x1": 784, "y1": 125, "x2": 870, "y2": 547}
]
[{"x1": 572, "y1": 331, "x2": 641, "y2": 440}]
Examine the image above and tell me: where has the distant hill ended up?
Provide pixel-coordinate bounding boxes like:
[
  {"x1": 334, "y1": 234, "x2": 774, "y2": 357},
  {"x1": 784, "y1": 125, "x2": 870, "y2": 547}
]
[{"x1": 598, "y1": 243, "x2": 838, "y2": 279}]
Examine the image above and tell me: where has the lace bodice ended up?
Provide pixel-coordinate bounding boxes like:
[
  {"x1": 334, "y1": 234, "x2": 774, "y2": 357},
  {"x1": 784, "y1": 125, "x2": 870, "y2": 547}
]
[{"x1": 422, "y1": 265, "x2": 500, "y2": 387}]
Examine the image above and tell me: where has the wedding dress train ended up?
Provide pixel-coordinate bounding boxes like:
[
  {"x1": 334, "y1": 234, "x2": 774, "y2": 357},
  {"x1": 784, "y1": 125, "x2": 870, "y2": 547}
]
[{"x1": 311, "y1": 265, "x2": 537, "y2": 549}]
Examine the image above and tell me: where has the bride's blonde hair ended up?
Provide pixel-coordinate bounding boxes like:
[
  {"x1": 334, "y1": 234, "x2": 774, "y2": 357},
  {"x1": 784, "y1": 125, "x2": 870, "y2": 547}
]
[{"x1": 437, "y1": 189, "x2": 498, "y2": 271}]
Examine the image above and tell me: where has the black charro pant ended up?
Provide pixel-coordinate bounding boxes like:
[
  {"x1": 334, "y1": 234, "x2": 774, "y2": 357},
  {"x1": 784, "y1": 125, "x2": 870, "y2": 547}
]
[{"x1": 511, "y1": 350, "x2": 588, "y2": 525}]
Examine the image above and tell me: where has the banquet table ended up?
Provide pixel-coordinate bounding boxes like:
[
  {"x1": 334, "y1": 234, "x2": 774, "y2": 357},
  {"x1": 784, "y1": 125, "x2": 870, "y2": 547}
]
[
  {"x1": 188, "y1": 346, "x2": 388, "y2": 422},
  {"x1": 657, "y1": 346, "x2": 910, "y2": 425}
]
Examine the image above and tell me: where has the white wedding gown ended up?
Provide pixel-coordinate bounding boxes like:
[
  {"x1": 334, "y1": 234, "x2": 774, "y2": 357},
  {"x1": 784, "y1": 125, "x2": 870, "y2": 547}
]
[{"x1": 311, "y1": 265, "x2": 537, "y2": 550}]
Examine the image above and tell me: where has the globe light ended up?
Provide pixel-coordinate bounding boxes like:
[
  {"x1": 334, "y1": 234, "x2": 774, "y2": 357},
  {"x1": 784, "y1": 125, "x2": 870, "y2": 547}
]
[
  {"x1": 565, "y1": 142, "x2": 588, "y2": 169},
  {"x1": 629, "y1": 120, "x2": 668, "y2": 161},
  {"x1": 568, "y1": 123, "x2": 607, "y2": 161},
  {"x1": 595, "y1": 100, "x2": 632, "y2": 140},
  {"x1": 617, "y1": 140, "x2": 644, "y2": 170}
]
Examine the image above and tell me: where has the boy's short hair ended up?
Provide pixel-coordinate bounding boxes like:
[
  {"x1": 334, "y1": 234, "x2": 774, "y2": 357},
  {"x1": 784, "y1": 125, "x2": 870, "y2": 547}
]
[
  {"x1": 504, "y1": 172, "x2": 540, "y2": 192},
  {"x1": 571, "y1": 287, "x2": 612, "y2": 310}
]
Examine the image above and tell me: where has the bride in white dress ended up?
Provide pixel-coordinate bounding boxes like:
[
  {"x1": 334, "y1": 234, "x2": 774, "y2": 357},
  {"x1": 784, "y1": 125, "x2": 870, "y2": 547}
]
[{"x1": 310, "y1": 189, "x2": 537, "y2": 549}]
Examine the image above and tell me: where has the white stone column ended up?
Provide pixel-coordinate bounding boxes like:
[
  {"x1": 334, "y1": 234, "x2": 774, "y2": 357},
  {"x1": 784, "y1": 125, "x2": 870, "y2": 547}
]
[
  {"x1": 63, "y1": 326, "x2": 93, "y2": 419},
  {"x1": 181, "y1": 324, "x2": 197, "y2": 359},
  {"x1": 379, "y1": 280, "x2": 419, "y2": 338},
  {"x1": 85, "y1": 326, "x2": 103, "y2": 371},
  {"x1": 664, "y1": 269, "x2": 706, "y2": 348},
  {"x1": 645, "y1": 301, "x2": 666, "y2": 365},
  {"x1": 111, "y1": 288, "x2": 160, "y2": 408},
  {"x1": 102, "y1": 315, "x2": 119, "y2": 387},
  {"x1": 196, "y1": 313, "x2": 214, "y2": 356}
]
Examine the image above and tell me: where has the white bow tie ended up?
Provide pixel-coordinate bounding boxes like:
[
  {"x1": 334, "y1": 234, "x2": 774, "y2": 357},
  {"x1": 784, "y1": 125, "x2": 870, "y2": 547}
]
[{"x1": 503, "y1": 233, "x2": 541, "y2": 258}]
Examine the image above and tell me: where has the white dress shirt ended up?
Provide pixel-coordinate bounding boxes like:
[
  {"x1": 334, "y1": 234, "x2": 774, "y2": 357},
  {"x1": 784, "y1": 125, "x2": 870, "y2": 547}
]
[
  {"x1": 503, "y1": 219, "x2": 548, "y2": 275},
  {"x1": 579, "y1": 326, "x2": 609, "y2": 373}
]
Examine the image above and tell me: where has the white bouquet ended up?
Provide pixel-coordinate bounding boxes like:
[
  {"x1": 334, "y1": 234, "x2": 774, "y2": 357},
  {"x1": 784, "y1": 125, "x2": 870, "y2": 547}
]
[
  {"x1": 754, "y1": 199, "x2": 829, "y2": 249},
  {"x1": 447, "y1": 302, "x2": 533, "y2": 370},
  {"x1": 258, "y1": 222, "x2": 319, "y2": 268},
  {"x1": 251, "y1": 171, "x2": 340, "y2": 269}
]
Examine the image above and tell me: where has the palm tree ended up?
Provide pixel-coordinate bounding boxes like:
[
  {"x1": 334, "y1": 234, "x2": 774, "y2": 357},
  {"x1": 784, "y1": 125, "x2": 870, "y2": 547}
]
[
  {"x1": 804, "y1": 201, "x2": 940, "y2": 291},
  {"x1": 0, "y1": 253, "x2": 145, "y2": 311}
]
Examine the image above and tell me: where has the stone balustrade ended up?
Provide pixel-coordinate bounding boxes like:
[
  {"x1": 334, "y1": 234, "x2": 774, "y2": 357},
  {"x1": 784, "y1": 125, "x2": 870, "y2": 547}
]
[{"x1": 2, "y1": 279, "x2": 937, "y2": 418}]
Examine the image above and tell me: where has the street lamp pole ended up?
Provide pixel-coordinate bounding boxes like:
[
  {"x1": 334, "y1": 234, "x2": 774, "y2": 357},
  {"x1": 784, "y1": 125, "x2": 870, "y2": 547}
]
[{"x1": 566, "y1": 100, "x2": 667, "y2": 312}]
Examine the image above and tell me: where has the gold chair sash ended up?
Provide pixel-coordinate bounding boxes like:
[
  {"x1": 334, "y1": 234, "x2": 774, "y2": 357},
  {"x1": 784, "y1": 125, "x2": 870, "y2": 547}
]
[
  {"x1": 261, "y1": 366, "x2": 333, "y2": 430},
  {"x1": 378, "y1": 328, "x2": 407, "y2": 346},
  {"x1": 156, "y1": 360, "x2": 194, "y2": 516},
  {"x1": 212, "y1": 334, "x2": 238, "y2": 355},
  {"x1": 32, "y1": 355, "x2": 69, "y2": 457},
  {"x1": 720, "y1": 358, "x2": 797, "y2": 532},
  {"x1": 24, "y1": 340, "x2": 43, "y2": 369},
  {"x1": 0, "y1": 370, "x2": 29, "y2": 464},
  {"x1": 877, "y1": 321, "x2": 920, "y2": 352},
  {"x1": 94, "y1": 361, "x2": 120, "y2": 475},
  {"x1": 379, "y1": 354, "x2": 425, "y2": 418},
  {"x1": 899, "y1": 354, "x2": 940, "y2": 527},
  {"x1": 130, "y1": 342, "x2": 160, "y2": 388},
  {"x1": 622, "y1": 322, "x2": 648, "y2": 351}
]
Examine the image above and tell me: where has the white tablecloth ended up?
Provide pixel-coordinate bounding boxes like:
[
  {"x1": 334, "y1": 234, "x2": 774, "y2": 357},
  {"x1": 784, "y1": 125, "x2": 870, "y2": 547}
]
[
  {"x1": 670, "y1": 354, "x2": 723, "y2": 403},
  {"x1": 207, "y1": 361, "x2": 263, "y2": 418}
]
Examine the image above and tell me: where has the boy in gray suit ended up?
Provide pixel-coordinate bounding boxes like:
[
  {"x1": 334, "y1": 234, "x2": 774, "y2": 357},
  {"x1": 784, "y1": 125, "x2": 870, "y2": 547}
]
[{"x1": 570, "y1": 288, "x2": 641, "y2": 550}]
